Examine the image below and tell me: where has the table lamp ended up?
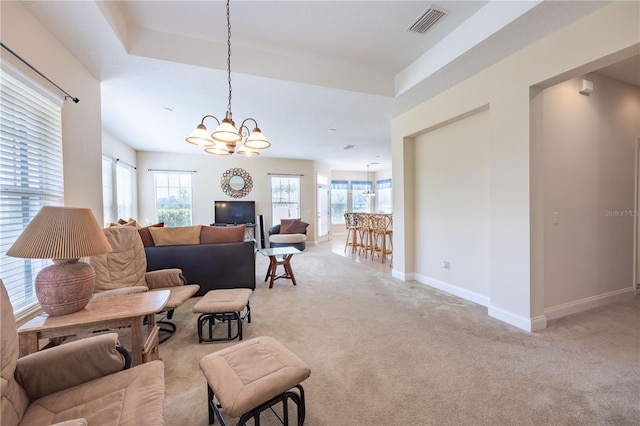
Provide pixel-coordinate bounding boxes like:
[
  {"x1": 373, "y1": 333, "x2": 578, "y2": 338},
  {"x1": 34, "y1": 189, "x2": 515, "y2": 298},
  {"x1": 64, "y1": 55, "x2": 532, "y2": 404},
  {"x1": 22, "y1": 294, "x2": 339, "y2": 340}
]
[{"x1": 7, "y1": 206, "x2": 112, "y2": 316}]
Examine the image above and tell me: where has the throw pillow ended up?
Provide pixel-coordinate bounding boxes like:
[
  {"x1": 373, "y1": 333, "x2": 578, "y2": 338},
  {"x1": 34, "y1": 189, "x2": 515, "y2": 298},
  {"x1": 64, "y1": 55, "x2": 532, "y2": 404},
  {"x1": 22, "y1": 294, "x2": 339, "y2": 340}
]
[
  {"x1": 107, "y1": 218, "x2": 141, "y2": 229},
  {"x1": 148, "y1": 225, "x2": 202, "y2": 246},
  {"x1": 200, "y1": 225, "x2": 246, "y2": 244},
  {"x1": 138, "y1": 222, "x2": 164, "y2": 247},
  {"x1": 279, "y1": 219, "x2": 299, "y2": 234},
  {"x1": 287, "y1": 219, "x2": 309, "y2": 234}
]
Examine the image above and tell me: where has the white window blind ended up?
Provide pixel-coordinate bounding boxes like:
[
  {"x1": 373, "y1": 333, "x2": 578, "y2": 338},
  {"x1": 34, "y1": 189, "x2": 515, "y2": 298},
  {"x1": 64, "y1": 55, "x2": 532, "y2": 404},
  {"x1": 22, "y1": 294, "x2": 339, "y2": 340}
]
[
  {"x1": 116, "y1": 161, "x2": 133, "y2": 221},
  {"x1": 376, "y1": 179, "x2": 392, "y2": 213},
  {"x1": 271, "y1": 176, "x2": 300, "y2": 226},
  {"x1": 102, "y1": 156, "x2": 135, "y2": 226},
  {"x1": 0, "y1": 65, "x2": 64, "y2": 314},
  {"x1": 102, "y1": 156, "x2": 114, "y2": 225},
  {"x1": 331, "y1": 180, "x2": 349, "y2": 224},
  {"x1": 351, "y1": 180, "x2": 372, "y2": 213}
]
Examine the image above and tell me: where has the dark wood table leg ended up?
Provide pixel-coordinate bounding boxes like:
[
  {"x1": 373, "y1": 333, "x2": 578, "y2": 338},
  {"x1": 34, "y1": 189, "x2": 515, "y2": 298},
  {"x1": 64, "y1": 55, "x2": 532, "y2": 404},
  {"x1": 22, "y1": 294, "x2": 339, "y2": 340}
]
[
  {"x1": 264, "y1": 259, "x2": 272, "y2": 282},
  {"x1": 282, "y1": 254, "x2": 297, "y2": 285},
  {"x1": 268, "y1": 256, "x2": 277, "y2": 288},
  {"x1": 265, "y1": 254, "x2": 298, "y2": 288}
]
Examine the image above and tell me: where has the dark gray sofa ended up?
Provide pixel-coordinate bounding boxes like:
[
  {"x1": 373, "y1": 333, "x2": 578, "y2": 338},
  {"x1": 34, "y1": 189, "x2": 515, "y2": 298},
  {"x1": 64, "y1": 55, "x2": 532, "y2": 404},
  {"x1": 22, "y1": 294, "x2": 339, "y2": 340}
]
[{"x1": 145, "y1": 240, "x2": 256, "y2": 297}]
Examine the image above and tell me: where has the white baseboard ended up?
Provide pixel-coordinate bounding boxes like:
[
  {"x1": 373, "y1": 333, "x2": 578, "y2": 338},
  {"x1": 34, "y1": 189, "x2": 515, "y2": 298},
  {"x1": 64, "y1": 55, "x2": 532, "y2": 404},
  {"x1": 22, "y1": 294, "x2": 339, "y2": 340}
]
[
  {"x1": 544, "y1": 287, "x2": 635, "y2": 321},
  {"x1": 413, "y1": 274, "x2": 490, "y2": 307},
  {"x1": 392, "y1": 269, "x2": 413, "y2": 281},
  {"x1": 530, "y1": 315, "x2": 548, "y2": 331},
  {"x1": 487, "y1": 305, "x2": 546, "y2": 332},
  {"x1": 413, "y1": 274, "x2": 542, "y2": 332}
]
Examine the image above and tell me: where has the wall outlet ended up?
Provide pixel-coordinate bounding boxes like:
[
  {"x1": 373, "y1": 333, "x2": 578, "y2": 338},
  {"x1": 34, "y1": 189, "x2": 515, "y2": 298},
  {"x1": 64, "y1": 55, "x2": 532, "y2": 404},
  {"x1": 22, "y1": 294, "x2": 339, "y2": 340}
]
[{"x1": 442, "y1": 261, "x2": 450, "y2": 271}]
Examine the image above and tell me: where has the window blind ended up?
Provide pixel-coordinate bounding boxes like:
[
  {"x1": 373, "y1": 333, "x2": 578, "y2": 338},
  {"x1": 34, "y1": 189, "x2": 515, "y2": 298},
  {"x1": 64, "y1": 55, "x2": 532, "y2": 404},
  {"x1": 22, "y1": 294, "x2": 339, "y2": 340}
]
[
  {"x1": 331, "y1": 180, "x2": 349, "y2": 190},
  {"x1": 350, "y1": 180, "x2": 372, "y2": 192},
  {"x1": 271, "y1": 176, "x2": 300, "y2": 225},
  {"x1": 0, "y1": 66, "x2": 64, "y2": 313},
  {"x1": 116, "y1": 161, "x2": 133, "y2": 220},
  {"x1": 376, "y1": 178, "x2": 392, "y2": 189},
  {"x1": 102, "y1": 156, "x2": 114, "y2": 225}
]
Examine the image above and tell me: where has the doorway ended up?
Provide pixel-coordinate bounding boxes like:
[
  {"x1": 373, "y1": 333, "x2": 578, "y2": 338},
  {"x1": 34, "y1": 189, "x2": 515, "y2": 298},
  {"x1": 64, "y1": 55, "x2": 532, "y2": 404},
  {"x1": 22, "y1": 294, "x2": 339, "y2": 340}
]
[{"x1": 317, "y1": 172, "x2": 330, "y2": 242}]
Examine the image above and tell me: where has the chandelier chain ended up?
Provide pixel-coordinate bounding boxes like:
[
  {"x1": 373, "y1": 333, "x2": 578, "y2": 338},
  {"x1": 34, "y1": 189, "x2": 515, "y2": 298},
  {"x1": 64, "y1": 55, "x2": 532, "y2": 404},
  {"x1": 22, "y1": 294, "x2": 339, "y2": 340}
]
[
  {"x1": 185, "y1": 0, "x2": 270, "y2": 155},
  {"x1": 226, "y1": 0, "x2": 232, "y2": 115}
]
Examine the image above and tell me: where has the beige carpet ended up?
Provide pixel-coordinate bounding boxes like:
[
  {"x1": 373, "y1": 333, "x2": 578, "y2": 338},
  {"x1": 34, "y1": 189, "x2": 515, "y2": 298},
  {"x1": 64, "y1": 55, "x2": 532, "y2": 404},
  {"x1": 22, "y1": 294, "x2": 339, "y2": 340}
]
[{"x1": 159, "y1": 243, "x2": 640, "y2": 425}]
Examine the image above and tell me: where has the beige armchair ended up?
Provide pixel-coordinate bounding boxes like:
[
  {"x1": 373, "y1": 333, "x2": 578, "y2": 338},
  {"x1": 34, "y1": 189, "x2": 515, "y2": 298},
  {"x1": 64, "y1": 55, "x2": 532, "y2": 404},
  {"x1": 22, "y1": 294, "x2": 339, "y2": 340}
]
[
  {"x1": 0, "y1": 280, "x2": 165, "y2": 425},
  {"x1": 90, "y1": 226, "x2": 200, "y2": 342}
]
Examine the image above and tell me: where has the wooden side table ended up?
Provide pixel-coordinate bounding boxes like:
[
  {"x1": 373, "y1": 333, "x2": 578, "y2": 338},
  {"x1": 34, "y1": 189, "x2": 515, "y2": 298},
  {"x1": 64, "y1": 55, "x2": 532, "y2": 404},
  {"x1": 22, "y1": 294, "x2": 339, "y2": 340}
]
[
  {"x1": 259, "y1": 247, "x2": 302, "y2": 288},
  {"x1": 18, "y1": 290, "x2": 170, "y2": 366}
]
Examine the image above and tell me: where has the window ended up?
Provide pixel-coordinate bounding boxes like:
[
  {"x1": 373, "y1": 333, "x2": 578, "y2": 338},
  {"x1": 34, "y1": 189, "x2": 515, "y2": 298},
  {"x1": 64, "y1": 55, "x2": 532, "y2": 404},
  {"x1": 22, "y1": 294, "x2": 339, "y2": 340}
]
[
  {"x1": 351, "y1": 180, "x2": 373, "y2": 213},
  {"x1": 153, "y1": 172, "x2": 192, "y2": 226},
  {"x1": 331, "y1": 180, "x2": 348, "y2": 225},
  {"x1": 376, "y1": 179, "x2": 392, "y2": 213},
  {"x1": 102, "y1": 156, "x2": 135, "y2": 225},
  {"x1": 0, "y1": 65, "x2": 64, "y2": 314},
  {"x1": 271, "y1": 176, "x2": 300, "y2": 226}
]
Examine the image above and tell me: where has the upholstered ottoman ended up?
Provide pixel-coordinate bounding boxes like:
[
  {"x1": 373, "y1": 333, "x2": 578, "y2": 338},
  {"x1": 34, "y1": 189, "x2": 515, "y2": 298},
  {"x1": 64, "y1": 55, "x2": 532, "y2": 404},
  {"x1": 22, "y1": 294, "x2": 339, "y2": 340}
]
[
  {"x1": 199, "y1": 336, "x2": 311, "y2": 426},
  {"x1": 193, "y1": 289, "x2": 252, "y2": 343}
]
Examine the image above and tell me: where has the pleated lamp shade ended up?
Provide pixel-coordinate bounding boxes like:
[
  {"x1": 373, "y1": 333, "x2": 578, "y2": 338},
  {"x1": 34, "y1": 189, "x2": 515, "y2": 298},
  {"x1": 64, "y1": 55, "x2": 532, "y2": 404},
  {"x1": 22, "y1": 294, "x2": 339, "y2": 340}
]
[
  {"x1": 7, "y1": 206, "x2": 112, "y2": 259},
  {"x1": 7, "y1": 206, "x2": 112, "y2": 316}
]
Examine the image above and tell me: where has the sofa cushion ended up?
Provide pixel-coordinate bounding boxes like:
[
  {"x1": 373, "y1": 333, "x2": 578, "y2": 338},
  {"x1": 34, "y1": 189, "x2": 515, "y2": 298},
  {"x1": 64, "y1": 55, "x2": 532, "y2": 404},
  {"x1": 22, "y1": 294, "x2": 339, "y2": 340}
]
[
  {"x1": 269, "y1": 233, "x2": 306, "y2": 243},
  {"x1": 149, "y1": 225, "x2": 202, "y2": 246},
  {"x1": 200, "y1": 225, "x2": 246, "y2": 244},
  {"x1": 138, "y1": 222, "x2": 164, "y2": 247}
]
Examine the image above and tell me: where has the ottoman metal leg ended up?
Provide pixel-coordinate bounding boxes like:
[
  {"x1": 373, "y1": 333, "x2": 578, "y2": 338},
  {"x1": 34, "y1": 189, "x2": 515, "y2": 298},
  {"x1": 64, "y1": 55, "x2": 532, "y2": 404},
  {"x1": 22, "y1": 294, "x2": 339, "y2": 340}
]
[
  {"x1": 197, "y1": 302, "x2": 251, "y2": 343},
  {"x1": 207, "y1": 384, "x2": 306, "y2": 426}
]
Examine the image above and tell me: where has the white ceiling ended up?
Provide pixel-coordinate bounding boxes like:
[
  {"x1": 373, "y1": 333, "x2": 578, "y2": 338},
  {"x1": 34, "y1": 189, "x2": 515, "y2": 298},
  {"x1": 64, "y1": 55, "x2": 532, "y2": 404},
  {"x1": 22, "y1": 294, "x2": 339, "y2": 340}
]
[{"x1": 18, "y1": 0, "x2": 627, "y2": 171}]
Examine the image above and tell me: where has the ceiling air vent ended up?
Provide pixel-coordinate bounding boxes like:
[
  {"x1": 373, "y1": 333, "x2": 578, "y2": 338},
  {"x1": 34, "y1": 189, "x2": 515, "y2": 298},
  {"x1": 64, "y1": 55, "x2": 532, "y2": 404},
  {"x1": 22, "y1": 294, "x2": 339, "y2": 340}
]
[{"x1": 406, "y1": 6, "x2": 448, "y2": 35}]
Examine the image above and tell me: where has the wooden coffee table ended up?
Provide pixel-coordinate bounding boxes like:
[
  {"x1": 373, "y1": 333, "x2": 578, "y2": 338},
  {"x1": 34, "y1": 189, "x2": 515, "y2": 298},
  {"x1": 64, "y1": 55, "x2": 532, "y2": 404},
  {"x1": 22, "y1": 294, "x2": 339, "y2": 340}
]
[
  {"x1": 259, "y1": 247, "x2": 302, "y2": 288},
  {"x1": 18, "y1": 290, "x2": 169, "y2": 366}
]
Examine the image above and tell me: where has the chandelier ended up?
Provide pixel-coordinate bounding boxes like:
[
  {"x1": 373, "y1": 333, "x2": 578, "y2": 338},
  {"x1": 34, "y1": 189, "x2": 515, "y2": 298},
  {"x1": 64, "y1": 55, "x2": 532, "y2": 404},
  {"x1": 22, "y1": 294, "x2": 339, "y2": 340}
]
[
  {"x1": 186, "y1": 0, "x2": 270, "y2": 156},
  {"x1": 363, "y1": 164, "x2": 376, "y2": 197}
]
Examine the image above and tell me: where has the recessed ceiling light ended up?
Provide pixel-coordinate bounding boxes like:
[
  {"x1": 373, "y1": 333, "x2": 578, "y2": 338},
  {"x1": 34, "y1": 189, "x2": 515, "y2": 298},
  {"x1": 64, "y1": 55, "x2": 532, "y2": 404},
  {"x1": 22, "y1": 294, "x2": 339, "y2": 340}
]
[
  {"x1": 370, "y1": 161, "x2": 380, "y2": 165},
  {"x1": 162, "y1": 107, "x2": 173, "y2": 113},
  {"x1": 328, "y1": 128, "x2": 336, "y2": 133},
  {"x1": 342, "y1": 144, "x2": 355, "y2": 150}
]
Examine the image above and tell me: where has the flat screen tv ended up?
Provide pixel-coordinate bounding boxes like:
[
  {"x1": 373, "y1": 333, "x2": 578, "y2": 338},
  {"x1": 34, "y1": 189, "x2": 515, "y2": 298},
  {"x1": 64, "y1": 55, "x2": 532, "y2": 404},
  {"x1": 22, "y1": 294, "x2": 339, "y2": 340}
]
[{"x1": 214, "y1": 201, "x2": 256, "y2": 225}]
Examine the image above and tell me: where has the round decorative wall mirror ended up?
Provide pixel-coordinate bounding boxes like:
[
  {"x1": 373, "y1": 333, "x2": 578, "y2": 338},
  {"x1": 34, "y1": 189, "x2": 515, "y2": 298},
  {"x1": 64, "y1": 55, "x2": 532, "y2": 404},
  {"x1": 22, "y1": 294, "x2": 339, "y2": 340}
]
[{"x1": 221, "y1": 168, "x2": 253, "y2": 198}]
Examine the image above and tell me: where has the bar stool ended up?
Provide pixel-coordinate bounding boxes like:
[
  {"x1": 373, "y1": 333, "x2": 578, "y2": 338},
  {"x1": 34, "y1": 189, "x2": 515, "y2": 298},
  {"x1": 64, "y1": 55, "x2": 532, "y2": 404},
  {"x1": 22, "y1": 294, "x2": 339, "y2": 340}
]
[
  {"x1": 371, "y1": 214, "x2": 393, "y2": 265},
  {"x1": 343, "y1": 212, "x2": 359, "y2": 254},
  {"x1": 355, "y1": 213, "x2": 373, "y2": 258}
]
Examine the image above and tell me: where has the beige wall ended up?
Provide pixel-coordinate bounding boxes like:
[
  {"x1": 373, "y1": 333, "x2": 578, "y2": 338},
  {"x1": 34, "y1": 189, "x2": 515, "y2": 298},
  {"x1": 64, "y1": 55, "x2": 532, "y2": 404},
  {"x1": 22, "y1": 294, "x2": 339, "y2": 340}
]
[
  {"x1": 412, "y1": 108, "x2": 491, "y2": 305},
  {"x1": 136, "y1": 152, "x2": 317, "y2": 241},
  {"x1": 1, "y1": 2, "x2": 104, "y2": 221},
  {"x1": 539, "y1": 74, "x2": 640, "y2": 316},
  {"x1": 391, "y1": 1, "x2": 640, "y2": 331}
]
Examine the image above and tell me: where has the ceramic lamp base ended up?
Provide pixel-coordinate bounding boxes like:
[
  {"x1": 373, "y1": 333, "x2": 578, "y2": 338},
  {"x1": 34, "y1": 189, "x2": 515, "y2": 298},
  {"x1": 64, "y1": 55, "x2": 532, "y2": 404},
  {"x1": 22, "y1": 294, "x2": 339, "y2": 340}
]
[{"x1": 35, "y1": 259, "x2": 96, "y2": 317}]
